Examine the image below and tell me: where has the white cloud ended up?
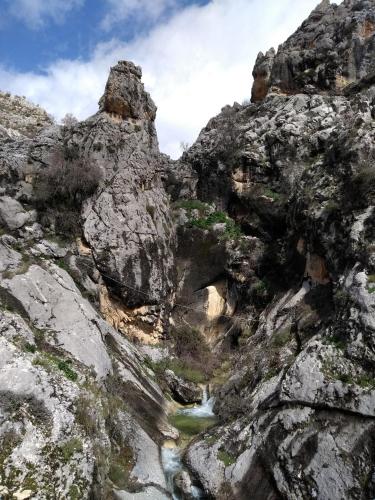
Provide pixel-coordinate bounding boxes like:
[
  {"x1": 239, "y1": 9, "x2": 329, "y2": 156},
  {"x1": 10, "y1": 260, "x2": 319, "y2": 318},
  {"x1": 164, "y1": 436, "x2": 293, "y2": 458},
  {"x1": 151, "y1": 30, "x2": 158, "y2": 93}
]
[
  {"x1": 102, "y1": 0, "x2": 177, "y2": 30},
  {"x1": 6, "y1": 0, "x2": 84, "y2": 29},
  {"x1": 0, "y1": 0, "x2": 338, "y2": 158}
]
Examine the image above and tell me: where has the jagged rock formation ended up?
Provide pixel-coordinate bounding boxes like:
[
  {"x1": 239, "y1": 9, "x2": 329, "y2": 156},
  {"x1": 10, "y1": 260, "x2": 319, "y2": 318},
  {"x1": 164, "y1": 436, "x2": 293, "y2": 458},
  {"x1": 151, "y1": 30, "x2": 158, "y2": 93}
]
[
  {"x1": 0, "y1": 91, "x2": 53, "y2": 139},
  {"x1": 177, "y1": 1, "x2": 375, "y2": 498},
  {"x1": 1, "y1": 1, "x2": 375, "y2": 499},
  {"x1": 0, "y1": 63, "x2": 177, "y2": 498},
  {"x1": 252, "y1": 0, "x2": 375, "y2": 101},
  {"x1": 81, "y1": 61, "x2": 175, "y2": 342}
]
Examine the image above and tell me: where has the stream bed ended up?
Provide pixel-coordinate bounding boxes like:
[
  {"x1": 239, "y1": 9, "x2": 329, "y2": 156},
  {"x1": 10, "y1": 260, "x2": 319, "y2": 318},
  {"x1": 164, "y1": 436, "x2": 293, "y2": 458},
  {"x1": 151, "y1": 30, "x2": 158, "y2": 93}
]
[{"x1": 162, "y1": 389, "x2": 217, "y2": 499}]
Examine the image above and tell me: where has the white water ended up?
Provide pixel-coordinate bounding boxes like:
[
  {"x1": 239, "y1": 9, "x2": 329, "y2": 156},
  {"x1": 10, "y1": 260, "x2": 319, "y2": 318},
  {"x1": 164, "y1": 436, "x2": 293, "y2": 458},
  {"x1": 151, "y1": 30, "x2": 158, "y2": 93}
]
[
  {"x1": 161, "y1": 447, "x2": 183, "y2": 499},
  {"x1": 162, "y1": 386, "x2": 214, "y2": 499},
  {"x1": 161, "y1": 447, "x2": 203, "y2": 499},
  {"x1": 177, "y1": 386, "x2": 215, "y2": 418}
]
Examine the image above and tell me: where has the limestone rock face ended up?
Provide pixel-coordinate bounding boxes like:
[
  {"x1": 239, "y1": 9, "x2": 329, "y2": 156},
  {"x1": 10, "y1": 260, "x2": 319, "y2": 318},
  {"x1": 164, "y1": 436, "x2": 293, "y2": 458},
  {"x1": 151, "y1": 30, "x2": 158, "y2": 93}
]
[
  {"x1": 79, "y1": 62, "x2": 176, "y2": 341},
  {"x1": 251, "y1": 0, "x2": 375, "y2": 101},
  {"x1": 181, "y1": 1, "x2": 375, "y2": 498},
  {"x1": 0, "y1": 91, "x2": 53, "y2": 138},
  {"x1": 99, "y1": 61, "x2": 157, "y2": 121},
  {"x1": 0, "y1": 63, "x2": 175, "y2": 499}
]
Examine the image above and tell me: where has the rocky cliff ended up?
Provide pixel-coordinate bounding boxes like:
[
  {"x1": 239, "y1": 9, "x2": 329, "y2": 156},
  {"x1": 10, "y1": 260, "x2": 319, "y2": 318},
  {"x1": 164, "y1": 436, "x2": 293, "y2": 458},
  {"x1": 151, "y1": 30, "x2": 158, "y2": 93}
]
[{"x1": 1, "y1": 0, "x2": 375, "y2": 499}]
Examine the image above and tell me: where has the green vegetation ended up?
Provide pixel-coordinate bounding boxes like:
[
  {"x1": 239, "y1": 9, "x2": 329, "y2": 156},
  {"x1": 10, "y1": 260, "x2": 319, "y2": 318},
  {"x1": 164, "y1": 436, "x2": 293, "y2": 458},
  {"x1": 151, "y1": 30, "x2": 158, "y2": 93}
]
[
  {"x1": 190, "y1": 211, "x2": 227, "y2": 229},
  {"x1": 2, "y1": 254, "x2": 32, "y2": 280},
  {"x1": 271, "y1": 328, "x2": 291, "y2": 348},
  {"x1": 174, "y1": 199, "x2": 209, "y2": 213},
  {"x1": 325, "y1": 335, "x2": 346, "y2": 350},
  {"x1": 56, "y1": 259, "x2": 70, "y2": 272},
  {"x1": 204, "y1": 435, "x2": 218, "y2": 445},
  {"x1": 334, "y1": 288, "x2": 353, "y2": 307},
  {"x1": 146, "y1": 358, "x2": 207, "y2": 385},
  {"x1": 367, "y1": 274, "x2": 375, "y2": 294},
  {"x1": 349, "y1": 167, "x2": 375, "y2": 207},
  {"x1": 174, "y1": 199, "x2": 243, "y2": 241},
  {"x1": 68, "y1": 485, "x2": 81, "y2": 500},
  {"x1": 217, "y1": 449, "x2": 236, "y2": 467},
  {"x1": 337, "y1": 372, "x2": 375, "y2": 389},
  {"x1": 24, "y1": 342, "x2": 37, "y2": 354},
  {"x1": 264, "y1": 366, "x2": 282, "y2": 381},
  {"x1": 75, "y1": 395, "x2": 97, "y2": 437},
  {"x1": 262, "y1": 187, "x2": 282, "y2": 202},
  {"x1": 59, "y1": 438, "x2": 83, "y2": 462},
  {"x1": 33, "y1": 145, "x2": 102, "y2": 237},
  {"x1": 108, "y1": 445, "x2": 135, "y2": 490},
  {"x1": 190, "y1": 211, "x2": 242, "y2": 241},
  {"x1": 169, "y1": 414, "x2": 216, "y2": 437},
  {"x1": 57, "y1": 360, "x2": 78, "y2": 381},
  {"x1": 323, "y1": 200, "x2": 340, "y2": 214},
  {"x1": 33, "y1": 353, "x2": 78, "y2": 382}
]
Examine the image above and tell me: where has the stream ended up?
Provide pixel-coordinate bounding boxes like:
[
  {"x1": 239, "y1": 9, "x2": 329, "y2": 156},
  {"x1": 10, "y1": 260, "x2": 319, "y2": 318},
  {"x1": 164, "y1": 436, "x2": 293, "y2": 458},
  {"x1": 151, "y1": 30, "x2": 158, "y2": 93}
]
[{"x1": 161, "y1": 388, "x2": 216, "y2": 499}]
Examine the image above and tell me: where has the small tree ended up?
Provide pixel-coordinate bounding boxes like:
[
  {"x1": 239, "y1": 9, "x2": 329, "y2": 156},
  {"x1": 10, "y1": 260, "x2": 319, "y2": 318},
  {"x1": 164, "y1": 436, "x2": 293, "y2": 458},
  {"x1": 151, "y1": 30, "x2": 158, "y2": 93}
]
[
  {"x1": 34, "y1": 147, "x2": 102, "y2": 206},
  {"x1": 61, "y1": 113, "x2": 78, "y2": 127},
  {"x1": 180, "y1": 141, "x2": 190, "y2": 154}
]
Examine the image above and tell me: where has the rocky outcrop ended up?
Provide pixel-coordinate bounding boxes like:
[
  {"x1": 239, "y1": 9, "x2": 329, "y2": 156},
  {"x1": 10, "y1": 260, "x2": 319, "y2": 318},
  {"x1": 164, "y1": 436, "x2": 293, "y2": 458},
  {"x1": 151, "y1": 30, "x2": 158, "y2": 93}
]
[
  {"x1": 99, "y1": 61, "x2": 157, "y2": 121},
  {"x1": 0, "y1": 228, "x2": 175, "y2": 497},
  {"x1": 0, "y1": 91, "x2": 53, "y2": 139},
  {"x1": 179, "y1": 1, "x2": 375, "y2": 498},
  {"x1": 80, "y1": 62, "x2": 175, "y2": 341},
  {"x1": 164, "y1": 369, "x2": 202, "y2": 404},
  {"x1": 2, "y1": 1, "x2": 375, "y2": 498},
  {"x1": 251, "y1": 0, "x2": 375, "y2": 101},
  {"x1": 0, "y1": 63, "x2": 177, "y2": 498}
]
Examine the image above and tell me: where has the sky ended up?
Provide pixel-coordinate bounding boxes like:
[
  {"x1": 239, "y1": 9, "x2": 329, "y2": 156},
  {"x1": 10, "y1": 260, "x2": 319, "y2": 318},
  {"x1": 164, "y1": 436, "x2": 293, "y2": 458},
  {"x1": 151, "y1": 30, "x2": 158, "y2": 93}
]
[{"x1": 0, "y1": 0, "x2": 340, "y2": 158}]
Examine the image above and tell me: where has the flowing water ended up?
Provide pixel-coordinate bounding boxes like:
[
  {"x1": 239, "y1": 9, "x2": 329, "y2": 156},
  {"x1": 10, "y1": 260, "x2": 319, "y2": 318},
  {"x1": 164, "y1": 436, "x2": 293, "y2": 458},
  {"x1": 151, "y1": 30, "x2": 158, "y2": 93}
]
[
  {"x1": 162, "y1": 387, "x2": 216, "y2": 499},
  {"x1": 177, "y1": 387, "x2": 215, "y2": 418}
]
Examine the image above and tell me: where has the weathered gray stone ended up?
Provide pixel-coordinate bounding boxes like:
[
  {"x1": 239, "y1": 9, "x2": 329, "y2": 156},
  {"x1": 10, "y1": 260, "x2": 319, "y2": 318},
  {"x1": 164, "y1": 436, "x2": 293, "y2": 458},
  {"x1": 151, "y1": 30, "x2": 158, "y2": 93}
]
[
  {"x1": 3, "y1": 263, "x2": 113, "y2": 379},
  {"x1": 164, "y1": 369, "x2": 202, "y2": 405},
  {"x1": 0, "y1": 196, "x2": 33, "y2": 230}
]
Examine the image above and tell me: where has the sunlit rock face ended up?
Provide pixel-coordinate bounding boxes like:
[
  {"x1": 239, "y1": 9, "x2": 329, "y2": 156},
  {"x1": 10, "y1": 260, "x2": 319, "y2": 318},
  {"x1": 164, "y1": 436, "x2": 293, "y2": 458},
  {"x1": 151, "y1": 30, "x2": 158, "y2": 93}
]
[{"x1": 252, "y1": 0, "x2": 375, "y2": 101}]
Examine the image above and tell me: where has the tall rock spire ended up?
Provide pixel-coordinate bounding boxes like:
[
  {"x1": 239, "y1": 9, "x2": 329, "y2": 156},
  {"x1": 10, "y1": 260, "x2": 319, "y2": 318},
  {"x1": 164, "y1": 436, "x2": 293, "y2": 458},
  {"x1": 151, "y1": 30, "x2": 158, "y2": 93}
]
[{"x1": 99, "y1": 60, "x2": 157, "y2": 121}]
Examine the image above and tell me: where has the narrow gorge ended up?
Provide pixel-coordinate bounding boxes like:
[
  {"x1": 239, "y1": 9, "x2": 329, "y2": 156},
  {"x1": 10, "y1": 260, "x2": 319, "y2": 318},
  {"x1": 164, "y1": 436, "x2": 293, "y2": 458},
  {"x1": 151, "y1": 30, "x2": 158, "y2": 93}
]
[{"x1": 1, "y1": 0, "x2": 375, "y2": 498}]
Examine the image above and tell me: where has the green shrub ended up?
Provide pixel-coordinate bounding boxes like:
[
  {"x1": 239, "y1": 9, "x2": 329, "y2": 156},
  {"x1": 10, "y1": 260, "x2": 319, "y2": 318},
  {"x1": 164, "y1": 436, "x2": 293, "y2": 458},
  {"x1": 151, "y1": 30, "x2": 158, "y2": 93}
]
[
  {"x1": 33, "y1": 354, "x2": 78, "y2": 382},
  {"x1": 325, "y1": 335, "x2": 346, "y2": 350},
  {"x1": 59, "y1": 438, "x2": 83, "y2": 462},
  {"x1": 24, "y1": 342, "x2": 36, "y2": 354},
  {"x1": 271, "y1": 328, "x2": 291, "y2": 348},
  {"x1": 57, "y1": 360, "x2": 78, "y2": 381},
  {"x1": 368, "y1": 274, "x2": 375, "y2": 293},
  {"x1": 217, "y1": 449, "x2": 236, "y2": 467},
  {"x1": 34, "y1": 146, "x2": 102, "y2": 237},
  {"x1": 190, "y1": 211, "x2": 242, "y2": 241},
  {"x1": 174, "y1": 199, "x2": 209, "y2": 213},
  {"x1": 262, "y1": 187, "x2": 282, "y2": 201}
]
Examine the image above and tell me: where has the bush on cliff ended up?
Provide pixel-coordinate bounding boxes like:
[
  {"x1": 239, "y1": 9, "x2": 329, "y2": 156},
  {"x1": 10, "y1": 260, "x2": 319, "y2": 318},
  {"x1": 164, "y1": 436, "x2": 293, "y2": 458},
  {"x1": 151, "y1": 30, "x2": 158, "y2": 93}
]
[
  {"x1": 34, "y1": 146, "x2": 102, "y2": 206},
  {"x1": 33, "y1": 146, "x2": 102, "y2": 236}
]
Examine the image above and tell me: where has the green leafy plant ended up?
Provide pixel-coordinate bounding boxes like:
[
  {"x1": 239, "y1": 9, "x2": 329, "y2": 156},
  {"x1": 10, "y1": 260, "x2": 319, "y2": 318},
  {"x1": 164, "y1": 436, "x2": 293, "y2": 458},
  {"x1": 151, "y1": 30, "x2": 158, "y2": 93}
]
[{"x1": 217, "y1": 449, "x2": 236, "y2": 467}]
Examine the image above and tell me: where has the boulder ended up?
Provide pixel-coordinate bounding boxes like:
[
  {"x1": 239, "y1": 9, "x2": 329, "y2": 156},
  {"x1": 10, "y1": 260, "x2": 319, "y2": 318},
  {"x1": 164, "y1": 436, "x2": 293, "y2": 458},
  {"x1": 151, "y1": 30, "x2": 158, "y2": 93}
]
[{"x1": 164, "y1": 369, "x2": 202, "y2": 404}]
